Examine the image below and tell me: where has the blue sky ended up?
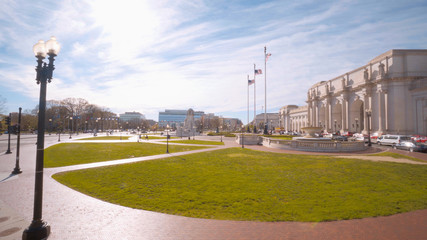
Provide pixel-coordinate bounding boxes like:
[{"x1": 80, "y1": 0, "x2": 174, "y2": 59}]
[{"x1": 1, "y1": 0, "x2": 426, "y2": 123}]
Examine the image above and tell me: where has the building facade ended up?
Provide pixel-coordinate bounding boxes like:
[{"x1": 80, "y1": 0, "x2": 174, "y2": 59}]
[
  {"x1": 119, "y1": 111, "x2": 145, "y2": 122},
  {"x1": 306, "y1": 49, "x2": 427, "y2": 135},
  {"x1": 252, "y1": 113, "x2": 280, "y2": 130},
  {"x1": 158, "y1": 109, "x2": 204, "y2": 127}
]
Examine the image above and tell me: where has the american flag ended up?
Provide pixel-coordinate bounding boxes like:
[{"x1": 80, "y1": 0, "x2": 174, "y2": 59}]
[
  {"x1": 255, "y1": 69, "x2": 262, "y2": 75},
  {"x1": 248, "y1": 79, "x2": 255, "y2": 85},
  {"x1": 266, "y1": 53, "x2": 271, "y2": 61}
]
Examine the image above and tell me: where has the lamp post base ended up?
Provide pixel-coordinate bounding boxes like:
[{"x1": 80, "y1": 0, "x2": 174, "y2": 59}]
[
  {"x1": 12, "y1": 168, "x2": 22, "y2": 174},
  {"x1": 22, "y1": 220, "x2": 50, "y2": 240}
]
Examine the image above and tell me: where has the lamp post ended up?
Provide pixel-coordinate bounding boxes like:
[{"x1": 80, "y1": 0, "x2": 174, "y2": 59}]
[
  {"x1": 69, "y1": 116, "x2": 72, "y2": 139},
  {"x1": 366, "y1": 109, "x2": 372, "y2": 147},
  {"x1": 58, "y1": 126, "x2": 61, "y2": 142},
  {"x1": 12, "y1": 107, "x2": 22, "y2": 174},
  {"x1": 355, "y1": 118, "x2": 359, "y2": 133},
  {"x1": 48, "y1": 118, "x2": 52, "y2": 135},
  {"x1": 334, "y1": 120, "x2": 337, "y2": 134},
  {"x1": 166, "y1": 124, "x2": 170, "y2": 153},
  {"x1": 241, "y1": 124, "x2": 244, "y2": 148},
  {"x1": 23, "y1": 36, "x2": 60, "y2": 240},
  {"x1": 5, "y1": 113, "x2": 12, "y2": 154}
]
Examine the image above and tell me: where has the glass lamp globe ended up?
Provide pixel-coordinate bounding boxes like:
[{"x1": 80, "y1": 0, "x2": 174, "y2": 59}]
[
  {"x1": 33, "y1": 40, "x2": 47, "y2": 58},
  {"x1": 45, "y1": 36, "x2": 61, "y2": 55}
]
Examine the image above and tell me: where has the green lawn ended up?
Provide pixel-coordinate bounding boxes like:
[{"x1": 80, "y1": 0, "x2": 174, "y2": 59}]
[
  {"x1": 369, "y1": 151, "x2": 427, "y2": 163},
  {"x1": 164, "y1": 139, "x2": 225, "y2": 145},
  {"x1": 78, "y1": 136, "x2": 131, "y2": 140},
  {"x1": 45, "y1": 142, "x2": 207, "y2": 168},
  {"x1": 141, "y1": 136, "x2": 178, "y2": 140},
  {"x1": 53, "y1": 147, "x2": 427, "y2": 222}
]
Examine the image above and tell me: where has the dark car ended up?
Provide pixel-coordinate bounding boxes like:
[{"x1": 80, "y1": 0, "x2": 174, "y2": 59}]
[
  {"x1": 393, "y1": 141, "x2": 427, "y2": 152},
  {"x1": 332, "y1": 135, "x2": 348, "y2": 141}
]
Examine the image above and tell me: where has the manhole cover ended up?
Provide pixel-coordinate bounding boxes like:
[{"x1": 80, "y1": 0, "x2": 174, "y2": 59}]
[{"x1": 0, "y1": 227, "x2": 21, "y2": 237}]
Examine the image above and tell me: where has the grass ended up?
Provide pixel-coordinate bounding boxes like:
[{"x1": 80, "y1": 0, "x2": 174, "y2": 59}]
[
  {"x1": 370, "y1": 151, "x2": 427, "y2": 163},
  {"x1": 78, "y1": 136, "x2": 131, "y2": 140},
  {"x1": 53, "y1": 147, "x2": 427, "y2": 222},
  {"x1": 44, "y1": 142, "x2": 207, "y2": 168},
  {"x1": 140, "y1": 136, "x2": 178, "y2": 140},
  {"x1": 207, "y1": 132, "x2": 236, "y2": 137},
  {"x1": 163, "y1": 139, "x2": 225, "y2": 145}
]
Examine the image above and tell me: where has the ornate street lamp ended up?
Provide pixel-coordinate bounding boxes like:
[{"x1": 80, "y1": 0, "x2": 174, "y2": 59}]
[
  {"x1": 48, "y1": 118, "x2": 52, "y2": 135},
  {"x1": 366, "y1": 109, "x2": 372, "y2": 147},
  {"x1": 23, "y1": 36, "x2": 60, "y2": 240}
]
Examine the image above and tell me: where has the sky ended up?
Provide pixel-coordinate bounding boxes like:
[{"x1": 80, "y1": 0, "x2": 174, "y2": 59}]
[{"x1": 0, "y1": 0, "x2": 427, "y2": 123}]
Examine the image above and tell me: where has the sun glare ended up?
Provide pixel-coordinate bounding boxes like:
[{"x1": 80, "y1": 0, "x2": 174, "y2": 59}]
[{"x1": 89, "y1": 0, "x2": 162, "y2": 58}]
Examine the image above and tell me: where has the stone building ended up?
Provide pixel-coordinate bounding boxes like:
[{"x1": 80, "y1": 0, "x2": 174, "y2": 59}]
[
  {"x1": 306, "y1": 49, "x2": 427, "y2": 135},
  {"x1": 279, "y1": 49, "x2": 427, "y2": 136}
]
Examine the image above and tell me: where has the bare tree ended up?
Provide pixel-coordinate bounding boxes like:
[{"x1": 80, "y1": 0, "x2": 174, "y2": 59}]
[{"x1": 0, "y1": 95, "x2": 6, "y2": 114}]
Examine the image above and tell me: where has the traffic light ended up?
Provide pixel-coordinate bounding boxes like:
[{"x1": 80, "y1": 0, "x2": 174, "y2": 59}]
[{"x1": 5, "y1": 116, "x2": 10, "y2": 125}]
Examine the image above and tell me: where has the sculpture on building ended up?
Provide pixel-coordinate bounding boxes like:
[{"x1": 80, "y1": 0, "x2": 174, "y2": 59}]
[
  {"x1": 364, "y1": 68, "x2": 369, "y2": 81},
  {"x1": 378, "y1": 62, "x2": 385, "y2": 77}
]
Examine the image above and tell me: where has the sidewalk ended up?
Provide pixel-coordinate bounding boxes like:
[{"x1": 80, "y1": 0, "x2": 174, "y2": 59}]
[{"x1": 1, "y1": 136, "x2": 426, "y2": 239}]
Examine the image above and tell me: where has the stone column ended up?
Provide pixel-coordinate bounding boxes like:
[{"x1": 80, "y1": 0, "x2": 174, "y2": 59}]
[
  {"x1": 324, "y1": 101, "x2": 329, "y2": 131},
  {"x1": 329, "y1": 99, "x2": 333, "y2": 131},
  {"x1": 384, "y1": 90, "x2": 389, "y2": 131},
  {"x1": 377, "y1": 90, "x2": 383, "y2": 133},
  {"x1": 315, "y1": 102, "x2": 319, "y2": 127}
]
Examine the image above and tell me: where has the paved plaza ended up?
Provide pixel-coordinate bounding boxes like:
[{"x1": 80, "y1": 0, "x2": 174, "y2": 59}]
[{"x1": 0, "y1": 133, "x2": 426, "y2": 239}]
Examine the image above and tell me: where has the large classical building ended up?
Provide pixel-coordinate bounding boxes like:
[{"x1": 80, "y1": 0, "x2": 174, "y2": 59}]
[
  {"x1": 281, "y1": 49, "x2": 427, "y2": 136},
  {"x1": 279, "y1": 105, "x2": 308, "y2": 132}
]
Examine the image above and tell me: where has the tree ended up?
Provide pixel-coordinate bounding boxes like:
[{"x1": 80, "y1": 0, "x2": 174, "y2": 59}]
[{"x1": 0, "y1": 95, "x2": 6, "y2": 114}]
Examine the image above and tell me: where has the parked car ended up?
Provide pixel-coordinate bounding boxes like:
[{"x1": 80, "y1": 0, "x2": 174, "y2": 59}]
[
  {"x1": 394, "y1": 141, "x2": 427, "y2": 152},
  {"x1": 414, "y1": 136, "x2": 427, "y2": 143},
  {"x1": 332, "y1": 135, "x2": 348, "y2": 141},
  {"x1": 350, "y1": 133, "x2": 365, "y2": 142},
  {"x1": 378, "y1": 135, "x2": 412, "y2": 146}
]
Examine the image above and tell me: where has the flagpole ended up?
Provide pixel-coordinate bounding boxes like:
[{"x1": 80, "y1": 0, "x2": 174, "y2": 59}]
[
  {"x1": 247, "y1": 75, "x2": 249, "y2": 127},
  {"x1": 264, "y1": 46, "x2": 267, "y2": 134},
  {"x1": 254, "y1": 63, "x2": 256, "y2": 133}
]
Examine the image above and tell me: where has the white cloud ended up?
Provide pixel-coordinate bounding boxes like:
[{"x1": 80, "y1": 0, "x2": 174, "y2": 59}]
[{"x1": 1, "y1": 0, "x2": 427, "y2": 122}]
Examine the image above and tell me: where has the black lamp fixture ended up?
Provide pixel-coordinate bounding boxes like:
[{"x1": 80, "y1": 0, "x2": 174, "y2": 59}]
[{"x1": 23, "y1": 36, "x2": 60, "y2": 240}]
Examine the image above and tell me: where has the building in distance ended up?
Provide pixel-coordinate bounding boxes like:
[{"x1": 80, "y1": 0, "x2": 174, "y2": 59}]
[{"x1": 159, "y1": 109, "x2": 204, "y2": 128}]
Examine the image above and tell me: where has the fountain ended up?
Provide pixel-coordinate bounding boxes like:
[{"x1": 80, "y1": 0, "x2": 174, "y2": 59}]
[
  {"x1": 301, "y1": 126, "x2": 323, "y2": 138},
  {"x1": 293, "y1": 126, "x2": 330, "y2": 141}
]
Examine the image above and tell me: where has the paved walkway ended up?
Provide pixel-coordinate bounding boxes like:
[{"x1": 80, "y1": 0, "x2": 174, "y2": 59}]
[{"x1": 0, "y1": 134, "x2": 426, "y2": 239}]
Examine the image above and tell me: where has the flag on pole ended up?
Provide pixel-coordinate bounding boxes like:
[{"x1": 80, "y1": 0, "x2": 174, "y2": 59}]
[
  {"x1": 255, "y1": 69, "x2": 262, "y2": 75},
  {"x1": 266, "y1": 53, "x2": 271, "y2": 61},
  {"x1": 248, "y1": 79, "x2": 255, "y2": 85}
]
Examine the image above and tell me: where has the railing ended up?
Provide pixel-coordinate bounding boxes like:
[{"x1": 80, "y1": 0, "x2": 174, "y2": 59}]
[{"x1": 262, "y1": 137, "x2": 366, "y2": 152}]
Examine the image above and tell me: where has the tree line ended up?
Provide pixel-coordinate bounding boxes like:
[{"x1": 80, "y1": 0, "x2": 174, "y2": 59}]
[{"x1": 1, "y1": 98, "x2": 150, "y2": 133}]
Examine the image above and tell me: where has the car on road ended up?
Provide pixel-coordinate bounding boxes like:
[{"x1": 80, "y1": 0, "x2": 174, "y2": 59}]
[
  {"x1": 377, "y1": 135, "x2": 411, "y2": 146},
  {"x1": 393, "y1": 141, "x2": 427, "y2": 152}
]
